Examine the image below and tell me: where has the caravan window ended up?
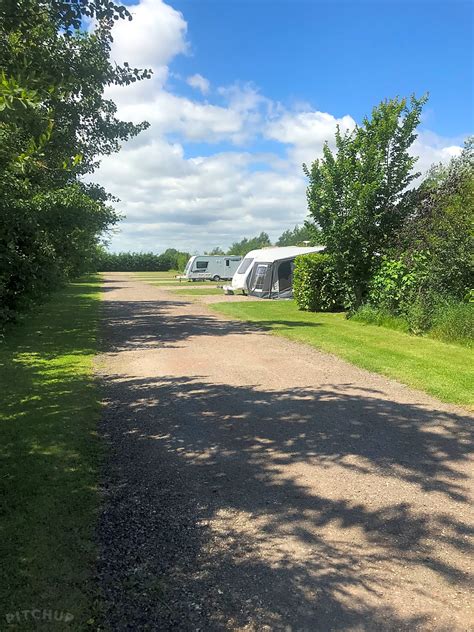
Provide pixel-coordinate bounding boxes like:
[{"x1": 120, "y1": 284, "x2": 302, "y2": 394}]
[
  {"x1": 253, "y1": 264, "x2": 268, "y2": 291},
  {"x1": 236, "y1": 257, "x2": 254, "y2": 274},
  {"x1": 195, "y1": 261, "x2": 208, "y2": 270}
]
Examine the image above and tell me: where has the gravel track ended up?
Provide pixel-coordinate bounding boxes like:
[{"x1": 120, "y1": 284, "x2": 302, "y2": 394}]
[{"x1": 95, "y1": 273, "x2": 473, "y2": 631}]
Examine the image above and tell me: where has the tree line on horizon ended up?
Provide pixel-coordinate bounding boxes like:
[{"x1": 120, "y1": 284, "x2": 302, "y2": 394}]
[{"x1": 94, "y1": 223, "x2": 323, "y2": 272}]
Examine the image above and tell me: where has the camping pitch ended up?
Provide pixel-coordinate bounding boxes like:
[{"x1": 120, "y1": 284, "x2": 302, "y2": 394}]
[{"x1": 225, "y1": 246, "x2": 325, "y2": 299}]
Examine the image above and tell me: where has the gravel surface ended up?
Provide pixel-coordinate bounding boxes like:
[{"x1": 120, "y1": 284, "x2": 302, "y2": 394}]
[{"x1": 95, "y1": 273, "x2": 473, "y2": 631}]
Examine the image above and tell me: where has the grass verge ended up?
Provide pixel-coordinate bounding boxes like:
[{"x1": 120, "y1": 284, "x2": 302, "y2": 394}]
[
  {"x1": 0, "y1": 276, "x2": 102, "y2": 629},
  {"x1": 211, "y1": 300, "x2": 473, "y2": 409}
]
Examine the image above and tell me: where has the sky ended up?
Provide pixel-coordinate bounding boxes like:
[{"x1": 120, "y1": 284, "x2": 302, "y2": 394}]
[{"x1": 94, "y1": 0, "x2": 474, "y2": 254}]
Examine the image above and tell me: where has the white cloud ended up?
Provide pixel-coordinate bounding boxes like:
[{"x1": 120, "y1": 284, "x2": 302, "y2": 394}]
[
  {"x1": 91, "y1": 0, "x2": 466, "y2": 254},
  {"x1": 109, "y1": 0, "x2": 188, "y2": 73},
  {"x1": 186, "y1": 73, "x2": 210, "y2": 94},
  {"x1": 98, "y1": 143, "x2": 308, "y2": 253},
  {"x1": 266, "y1": 110, "x2": 357, "y2": 166},
  {"x1": 410, "y1": 131, "x2": 464, "y2": 177}
]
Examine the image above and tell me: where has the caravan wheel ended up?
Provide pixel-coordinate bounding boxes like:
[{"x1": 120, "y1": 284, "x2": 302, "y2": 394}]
[{"x1": 212, "y1": 275, "x2": 221, "y2": 281}]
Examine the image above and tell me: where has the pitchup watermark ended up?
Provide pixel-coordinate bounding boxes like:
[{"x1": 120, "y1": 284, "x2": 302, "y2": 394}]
[{"x1": 4, "y1": 609, "x2": 74, "y2": 624}]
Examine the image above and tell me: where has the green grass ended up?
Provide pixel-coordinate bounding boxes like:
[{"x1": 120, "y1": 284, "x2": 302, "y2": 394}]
[
  {"x1": 211, "y1": 300, "x2": 473, "y2": 409},
  {"x1": 130, "y1": 271, "x2": 217, "y2": 288},
  {"x1": 0, "y1": 277, "x2": 102, "y2": 629},
  {"x1": 148, "y1": 281, "x2": 217, "y2": 287},
  {"x1": 170, "y1": 287, "x2": 223, "y2": 296},
  {"x1": 351, "y1": 304, "x2": 410, "y2": 333},
  {"x1": 133, "y1": 270, "x2": 179, "y2": 278}
]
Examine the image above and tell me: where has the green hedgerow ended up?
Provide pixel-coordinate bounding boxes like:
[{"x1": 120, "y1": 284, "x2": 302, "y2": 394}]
[{"x1": 293, "y1": 253, "x2": 344, "y2": 312}]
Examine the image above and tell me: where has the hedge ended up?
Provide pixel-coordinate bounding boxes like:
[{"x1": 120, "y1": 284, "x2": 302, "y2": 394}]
[{"x1": 293, "y1": 253, "x2": 344, "y2": 311}]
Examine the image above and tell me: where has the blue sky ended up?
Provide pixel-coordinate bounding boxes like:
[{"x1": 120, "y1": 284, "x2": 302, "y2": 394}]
[
  {"x1": 170, "y1": 0, "x2": 473, "y2": 137},
  {"x1": 98, "y1": 0, "x2": 473, "y2": 253}
]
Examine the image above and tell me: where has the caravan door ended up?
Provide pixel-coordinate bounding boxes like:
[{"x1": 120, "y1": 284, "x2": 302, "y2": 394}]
[
  {"x1": 277, "y1": 260, "x2": 293, "y2": 296},
  {"x1": 248, "y1": 262, "x2": 272, "y2": 296}
]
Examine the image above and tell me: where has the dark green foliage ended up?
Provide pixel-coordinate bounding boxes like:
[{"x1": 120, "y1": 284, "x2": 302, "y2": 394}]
[
  {"x1": 364, "y1": 139, "x2": 473, "y2": 336},
  {"x1": 228, "y1": 232, "x2": 271, "y2": 256},
  {"x1": 293, "y1": 253, "x2": 344, "y2": 312},
  {"x1": 304, "y1": 95, "x2": 427, "y2": 309},
  {"x1": 300, "y1": 92, "x2": 471, "y2": 349},
  {"x1": 368, "y1": 252, "x2": 430, "y2": 315},
  {"x1": 276, "y1": 223, "x2": 322, "y2": 247},
  {"x1": 94, "y1": 249, "x2": 190, "y2": 272},
  {"x1": 0, "y1": 0, "x2": 150, "y2": 327},
  {"x1": 0, "y1": 185, "x2": 118, "y2": 324},
  {"x1": 161, "y1": 248, "x2": 191, "y2": 271},
  {"x1": 205, "y1": 247, "x2": 226, "y2": 255},
  {"x1": 397, "y1": 138, "x2": 473, "y2": 301}
]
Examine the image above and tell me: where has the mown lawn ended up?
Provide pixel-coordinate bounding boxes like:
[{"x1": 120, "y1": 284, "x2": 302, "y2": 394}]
[
  {"x1": 0, "y1": 277, "x2": 102, "y2": 629},
  {"x1": 133, "y1": 270, "x2": 179, "y2": 278},
  {"x1": 170, "y1": 287, "x2": 223, "y2": 296},
  {"x1": 132, "y1": 271, "x2": 217, "y2": 288},
  {"x1": 211, "y1": 300, "x2": 473, "y2": 409}
]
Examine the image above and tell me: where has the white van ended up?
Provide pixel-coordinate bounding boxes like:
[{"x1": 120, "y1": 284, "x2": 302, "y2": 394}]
[{"x1": 180, "y1": 255, "x2": 242, "y2": 281}]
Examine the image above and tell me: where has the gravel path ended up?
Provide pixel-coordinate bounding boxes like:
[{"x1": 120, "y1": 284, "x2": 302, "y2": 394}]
[{"x1": 95, "y1": 273, "x2": 473, "y2": 631}]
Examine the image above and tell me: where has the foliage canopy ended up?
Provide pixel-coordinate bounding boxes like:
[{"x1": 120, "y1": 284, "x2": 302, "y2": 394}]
[
  {"x1": 0, "y1": 0, "x2": 150, "y2": 326},
  {"x1": 304, "y1": 95, "x2": 427, "y2": 308}
]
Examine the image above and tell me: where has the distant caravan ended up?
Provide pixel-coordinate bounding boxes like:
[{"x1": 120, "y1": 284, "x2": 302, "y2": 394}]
[
  {"x1": 179, "y1": 255, "x2": 242, "y2": 282},
  {"x1": 224, "y1": 246, "x2": 325, "y2": 298}
]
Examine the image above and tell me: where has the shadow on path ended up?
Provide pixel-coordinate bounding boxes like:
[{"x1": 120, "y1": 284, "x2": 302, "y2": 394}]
[{"x1": 97, "y1": 373, "x2": 473, "y2": 631}]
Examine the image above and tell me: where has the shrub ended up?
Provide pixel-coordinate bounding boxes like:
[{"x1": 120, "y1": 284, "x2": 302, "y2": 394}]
[
  {"x1": 429, "y1": 301, "x2": 474, "y2": 347},
  {"x1": 293, "y1": 253, "x2": 344, "y2": 311},
  {"x1": 369, "y1": 253, "x2": 430, "y2": 314}
]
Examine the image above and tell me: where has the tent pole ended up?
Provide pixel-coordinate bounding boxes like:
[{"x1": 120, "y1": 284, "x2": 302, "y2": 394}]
[{"x1": 270, "y1": 263, "x2": 276, "y2": 299}]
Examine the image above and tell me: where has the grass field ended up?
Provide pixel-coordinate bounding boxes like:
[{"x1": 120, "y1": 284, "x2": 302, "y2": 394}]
[
  {"x1": 132, "y1": 271, "x2": 218, "y2": 288},
  {"x1": 0, "y1": 277, "x2": 102, "y2": 629},
  {"x1": 170, "y1": 287, "x2": 223, "y2": 296},
  {"x1": 211, "y1": 300, "x2": 473, "y2": 409},
  {"x1": 133, "y1": 270, "x2": 179, "y2": 278}
]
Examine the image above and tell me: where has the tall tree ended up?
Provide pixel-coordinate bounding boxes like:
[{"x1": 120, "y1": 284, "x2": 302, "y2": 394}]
[
  {"x1": 228, "y1": 232, "x2": 271, "y2": 256},
  {"x1": 0, "y1": 0, "x2": 150, "y2": 324},
  {"x1": 276, "y1": 223, "x2": 322, "y2": 247},
  {"x1": 396, "y1": 136, "x2": 473, "y2": 299},
  {"x1": 205, "y1": 247, "x2": 225, "y2": 255},
  {"x1": 304, "y1": 95, "x2": 427, "y2": 308}
]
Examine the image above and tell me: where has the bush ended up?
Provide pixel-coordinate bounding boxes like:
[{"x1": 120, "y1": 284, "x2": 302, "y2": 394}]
[
  {"x1": 429, "y1": 301, "x2": 474, "y2": 347},
  {"x1": 369, "y1": 253, "x2": 430, "y2": 314},
  {"x1": 368, "y1": 253, "x2": 451, "y2": 333},
  {"x1": 293, "y1": 253, "x2": 344, "y2": 311}
]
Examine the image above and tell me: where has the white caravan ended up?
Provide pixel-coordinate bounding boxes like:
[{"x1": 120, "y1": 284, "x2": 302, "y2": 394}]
[
  {"x1": 224, "y1": 246, "x2": 325, "y2": 298},
  {"x1": 180, "y1": 255, "x2": 242, "y2": 281}
]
